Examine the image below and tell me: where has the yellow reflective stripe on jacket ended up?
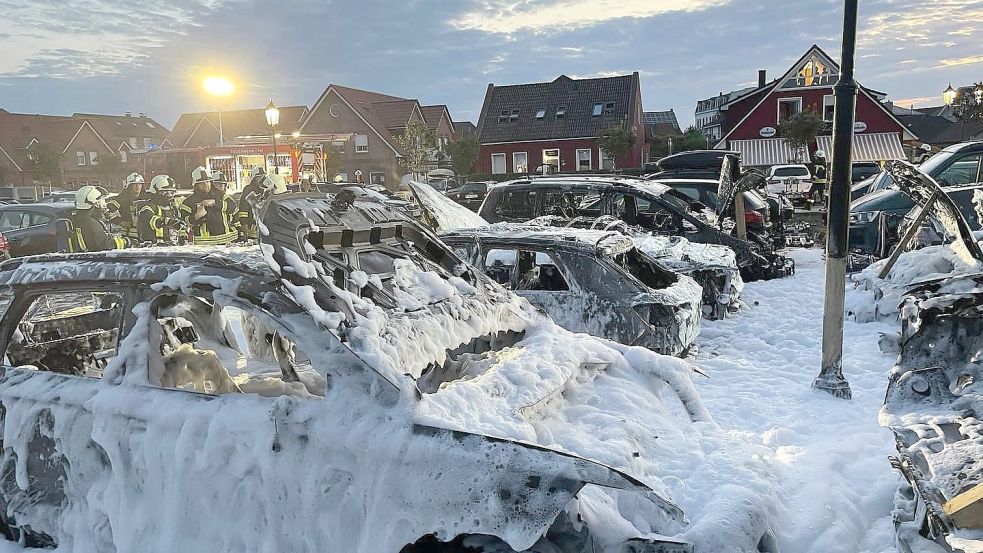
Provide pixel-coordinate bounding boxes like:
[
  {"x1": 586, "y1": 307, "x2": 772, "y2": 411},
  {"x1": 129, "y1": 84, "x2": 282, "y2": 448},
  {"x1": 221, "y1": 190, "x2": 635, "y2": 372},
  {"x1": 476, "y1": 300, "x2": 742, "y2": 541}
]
[{"x1": 74, "y1": 229, "x2": 86, "y2": 252}]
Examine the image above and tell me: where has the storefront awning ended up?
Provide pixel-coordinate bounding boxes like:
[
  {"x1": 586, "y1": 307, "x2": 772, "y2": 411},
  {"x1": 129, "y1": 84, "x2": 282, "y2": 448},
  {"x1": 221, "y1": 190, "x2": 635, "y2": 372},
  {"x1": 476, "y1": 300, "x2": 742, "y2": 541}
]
[
  {"x1": 728, "y1": 138, "x2": 811, "y2": 166},
  {"x1": 815, "y1": 132, "x2": 906, "y2": 162}
]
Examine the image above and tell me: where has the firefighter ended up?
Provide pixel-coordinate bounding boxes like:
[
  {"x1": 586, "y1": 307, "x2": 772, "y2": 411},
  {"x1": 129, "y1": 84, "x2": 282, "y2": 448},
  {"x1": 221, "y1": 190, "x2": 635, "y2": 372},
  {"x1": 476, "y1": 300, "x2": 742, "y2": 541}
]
[
  {"x1": 70, "y1": 186, "x2": 129, "y2": 252},
  {"x1": 180, "y1": 167, "x2": 236, "y2": 245},
  {"x1": 137, "y1": 174, "x2": 178, "y2": 244},
  {"x1": 810, "y1": 150, "x2": 829, "y2": 206},
  {"x1": 107, "y1": 172, "x2": 145, "y2": 237},
  {"x1": 915, "y1": 143, "x2": 933, "y2": 164},
  {"x1": 237, "y1": 167, "x2": 267, "y2": 240}
]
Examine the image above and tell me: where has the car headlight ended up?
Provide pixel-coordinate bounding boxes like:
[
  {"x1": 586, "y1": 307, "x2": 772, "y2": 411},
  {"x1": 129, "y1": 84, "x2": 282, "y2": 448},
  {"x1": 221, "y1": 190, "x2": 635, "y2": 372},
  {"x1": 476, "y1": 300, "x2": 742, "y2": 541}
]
[{"x1": 850, "y1": 211, "x2": 879, "y2": 224}]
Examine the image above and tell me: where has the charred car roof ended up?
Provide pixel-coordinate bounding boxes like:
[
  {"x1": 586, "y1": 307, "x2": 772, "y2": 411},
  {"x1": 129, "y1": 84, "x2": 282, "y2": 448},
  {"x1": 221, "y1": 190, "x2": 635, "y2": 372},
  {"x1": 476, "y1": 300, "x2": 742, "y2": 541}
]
[{"x1": 442, "y1": 224, "x2": 635, "y2": 257}]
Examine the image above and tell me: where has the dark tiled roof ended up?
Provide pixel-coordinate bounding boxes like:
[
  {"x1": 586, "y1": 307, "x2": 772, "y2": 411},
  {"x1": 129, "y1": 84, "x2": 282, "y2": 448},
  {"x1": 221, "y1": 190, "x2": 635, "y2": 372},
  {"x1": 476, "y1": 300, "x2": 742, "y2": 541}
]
[
  {"x1": 0, "y1": 112, "x2": 109, "y2": 170},
  {"x1": 370, "y1": 100, "x2": 418, "y2": 130},
  {"x1": 477, "y1": 73, "x2": 639, "y2": 144},
  {"x1": 73, "y1": 113, "x2": 170, "y2": 146},
  {"x1": 420, "y1": 105, "x2": 449, "y2": 131},
  {"x1": 899, "y1": 113, "x2": 983, "y2": 145},
  {"x1": 644, "y1": 110, "x2": 680, "y2": 133},
  {"x1": 168, "y1": 106, "x2": 309, "y2": 147}
]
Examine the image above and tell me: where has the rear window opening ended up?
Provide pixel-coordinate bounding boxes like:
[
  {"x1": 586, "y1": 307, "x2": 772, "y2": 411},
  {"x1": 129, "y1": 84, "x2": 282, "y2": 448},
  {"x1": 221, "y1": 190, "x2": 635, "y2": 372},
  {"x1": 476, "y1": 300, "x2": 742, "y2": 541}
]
[
  {"x1": 416, "y1": 330, "x2": 525, "y2": 393},
  {"x1": 614, "y1": 249, "x2": 677, "y2": 290}
]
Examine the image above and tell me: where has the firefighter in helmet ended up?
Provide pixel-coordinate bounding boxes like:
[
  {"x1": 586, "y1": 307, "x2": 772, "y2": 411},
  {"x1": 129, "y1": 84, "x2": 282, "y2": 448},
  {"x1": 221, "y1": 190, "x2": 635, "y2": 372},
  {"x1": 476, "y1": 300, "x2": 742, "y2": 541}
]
[
  {"x1": 70, "y1": 186, "x2": 129, "y2": 252},
  {"x1": 137, "y1": 174, "x2": 178, "y2": 244},
  {"x1": 810, "y1": 150, "x2": 829, "y2": 206},
  {"x1": 237, "y1": 167, "x2": 268, "y2": 240},
  {"x1": 915, "y1": 143, "x2": 933, "y2": 164},
  {"x1": 179, "y1": 167, "x2": 237, "y2": 245},
  {"x1": 107, "y1": 172, "x2": 145, "y2": 237}
]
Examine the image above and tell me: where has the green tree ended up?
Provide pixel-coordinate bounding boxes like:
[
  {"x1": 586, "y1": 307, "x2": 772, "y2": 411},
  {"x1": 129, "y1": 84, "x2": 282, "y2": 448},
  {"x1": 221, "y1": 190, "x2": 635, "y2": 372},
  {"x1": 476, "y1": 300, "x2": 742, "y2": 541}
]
[
  {"x1": 28, "y1": 142, "x2": 63, "y2": 186},
  {"x1": 445, "y1": 137, "x2": 479, "y2": 177},
  {"x1": 393, "y1": 120, "x2": 437, "y2": 180},
  {"x1": 94, "y1": 151, "x2": 125, "y2": 190},
  {"x1": 597, "y1": 124, "x2": 637, "y2": 169},
  {"x1": 953, "y1": 83, "x2": 983, "y2": 123},
  {"x1": 777, "y1": 109, "x2": 824, "y2": 163}
]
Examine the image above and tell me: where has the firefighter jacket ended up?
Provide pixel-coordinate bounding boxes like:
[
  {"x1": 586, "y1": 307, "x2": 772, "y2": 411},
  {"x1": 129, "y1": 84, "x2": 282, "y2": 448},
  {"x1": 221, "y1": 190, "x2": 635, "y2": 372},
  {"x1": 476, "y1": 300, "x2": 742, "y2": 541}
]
[
  {"x1": 137, "y1": 194, "x2": 170, "y2": 243},
  {"x1": 70, "y1": 209, "x2": 128, "y2": 252},
  {"x1": 180, "y1": 191, "x2": 237, "y2": 245}
]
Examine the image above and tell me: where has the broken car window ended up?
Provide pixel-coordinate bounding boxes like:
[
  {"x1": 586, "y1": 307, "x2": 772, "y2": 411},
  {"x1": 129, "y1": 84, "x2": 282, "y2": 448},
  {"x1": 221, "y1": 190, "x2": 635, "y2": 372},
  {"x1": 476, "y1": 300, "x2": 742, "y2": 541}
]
[
  {"x1": 152, "y1": 294, "x2": 325, "y2": 399},
  {"x1": 516, "y1": 251, "x2": 569, "y2": 291},
  {"x1": 484, "y1": 248, "x2": 517, "y2": 286},
  {"x1": 541, "y1": 191, "x2": 601, "y2": 218},
  {"x1": 494, "y1": 190, "x2": 539, "y2": 220},
  {"x1": 4, "y1": 291, "x2": 123, "y2": 378}
]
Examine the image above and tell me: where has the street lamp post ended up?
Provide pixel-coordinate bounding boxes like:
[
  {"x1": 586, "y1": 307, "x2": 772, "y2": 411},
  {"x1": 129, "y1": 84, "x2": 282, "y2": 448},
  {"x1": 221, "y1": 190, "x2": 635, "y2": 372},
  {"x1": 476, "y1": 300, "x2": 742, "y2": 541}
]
[
  {"x1": 265, "y1": 99, "x2": 280, "y2": 176},
  {"x1": 814, "y1": 0, "x2": 859, "y2": 400},
  {"x1": 203, "y1": 76, "x2": 234, "y2": 146}
]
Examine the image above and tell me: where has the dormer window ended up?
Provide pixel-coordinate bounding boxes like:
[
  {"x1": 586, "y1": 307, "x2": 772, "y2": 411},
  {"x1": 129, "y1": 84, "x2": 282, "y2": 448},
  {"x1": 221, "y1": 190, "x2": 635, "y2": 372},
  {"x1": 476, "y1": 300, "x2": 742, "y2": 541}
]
[
  {"x1": 555, "y1": 106, "x2": 567, "y2": 119},
  {"x1": 535, "y1": 108, "x2": 546, "y2": 119},
  {"x1": 509, "y1": 109, "x2": 519, "y2": 121},
  {"x1": 592, "y1": 103, "x2": 603, "y2": 116},
  {"x1": 498, "y1": 110, "x2": 509, "y2": 123}
]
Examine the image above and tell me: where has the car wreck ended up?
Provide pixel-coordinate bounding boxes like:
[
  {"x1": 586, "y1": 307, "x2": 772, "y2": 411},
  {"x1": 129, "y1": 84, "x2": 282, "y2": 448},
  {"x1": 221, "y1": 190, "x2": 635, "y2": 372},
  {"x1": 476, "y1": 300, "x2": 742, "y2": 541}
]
[
  {"x1": 477, "y1": 175, "x2": 791, "y2": 282},
  {"x1": 441, "y1": 224, "x2": 703, "y2": 357},
  {"x1": 0, "y1": 192, "x2": 779, "y2": 552},
  {"x1": 405, "y1": 180, "x2": 742, "y2": 320}
]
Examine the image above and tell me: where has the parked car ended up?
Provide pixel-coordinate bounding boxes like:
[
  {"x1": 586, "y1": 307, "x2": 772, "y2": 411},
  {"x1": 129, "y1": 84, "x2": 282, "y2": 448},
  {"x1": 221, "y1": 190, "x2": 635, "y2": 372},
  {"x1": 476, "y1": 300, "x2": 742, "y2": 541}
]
[
  {"x1": 314, "y1": 182, "x2": 422, "y2": 219},
  {"x1": 0, "y1": 203, "x2": 76, "y2": 257},
  {"x1": 648, "y1": 178, "x2": 773, "y2": 234},
  {"x1": 850, "y1": 171, "x2": 894, "y2": 202},
  {"x1": 849, "y1": 141, "x2": 983, "y2": 255},
  {"x1": 644, "y1": 150, "x2": 742, "y2": 181},
  {"x1": 441, "y1": 225, "x2": 703, "y2": 356},
  {"x1": 0, "y1": 192, "x2": 777, "y2": 552},
  {"x1": 444, "y1": 181, "x2": 489, "y2": 212},
  {"x1": 765, "y1": 164, "x2": 813, "y2": 200},
  {"x1": 851, "y1": 162, "x2": 881, "y2": 183},
  {"x1": 478, "y1": 176, "x2": 791, "y2": 281}
]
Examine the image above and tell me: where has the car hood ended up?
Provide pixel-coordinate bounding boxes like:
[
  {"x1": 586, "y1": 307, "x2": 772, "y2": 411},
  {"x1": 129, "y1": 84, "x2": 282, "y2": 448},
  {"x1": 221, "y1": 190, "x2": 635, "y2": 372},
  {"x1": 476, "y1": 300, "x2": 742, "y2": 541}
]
[
  {"x1": 850, "y1": 187, "x2": 904, "y2": 212},
  {"x1": 407, "y1": 180, "x2": 489, "y2": 232}
]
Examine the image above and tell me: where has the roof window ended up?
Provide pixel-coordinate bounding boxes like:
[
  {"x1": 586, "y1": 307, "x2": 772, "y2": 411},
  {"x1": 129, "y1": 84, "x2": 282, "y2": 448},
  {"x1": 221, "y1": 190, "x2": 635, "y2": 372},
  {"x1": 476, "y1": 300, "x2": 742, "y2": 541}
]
[
  {"x1": 498, "y1": 110, "x2": 509, "y2": 123},
  {"x1": 509, "y1": 109, "x2": 519, "y2": 121},
  {"x1": 535, "y1": 108, "x2": 546, "y2": 119},
  {"x1": 592, "y1": 103, "x2": 603, "y2": 116},
  {"x1": 555, "y1": 106, "x2": 567, "y2": 119}
]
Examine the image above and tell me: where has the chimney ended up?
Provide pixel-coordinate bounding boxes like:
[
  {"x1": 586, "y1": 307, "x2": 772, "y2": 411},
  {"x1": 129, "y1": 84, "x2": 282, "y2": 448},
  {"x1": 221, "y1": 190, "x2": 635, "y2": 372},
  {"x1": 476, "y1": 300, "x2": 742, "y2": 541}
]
[
  {"x1": 757, "y1": 70, "x2": 767, "y2": 88},
  {"x1": 124, "y1": 112, "x2": 132, "y2": 117}
]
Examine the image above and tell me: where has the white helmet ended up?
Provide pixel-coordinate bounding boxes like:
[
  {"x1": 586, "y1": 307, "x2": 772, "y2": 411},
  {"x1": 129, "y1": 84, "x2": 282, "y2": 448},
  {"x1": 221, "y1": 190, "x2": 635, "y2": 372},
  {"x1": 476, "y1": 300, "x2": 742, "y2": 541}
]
[
  {"x1": 249, "y1": 166, "x2": 266, "y2": 179},
  {"x1": 209, "y1": 169, "x2": 227, "y2": 183},
  {"x1": 921, "y1": 143, "x2": 932, "y2": 152},
  {"x1": 148, "y1": 174, "x2": 177, "y2": 194},
  {"x1": 814, "y1": 150, "x2": 826, "y2": 159},
  {"x1": 191, "y1": 166, "x2": 213, "y2": 185},
  {"x1": 76, "y1": 185, "x2": 107, "y2": 210},
  {"x1": 260, "y1": 175, "x2": 288, "y2": 195},
  {"x1": 333, "y1": 175, "x2": 344, "y2": 182},
  {"x1": 125, "y1": 172, "x2": 145, "y2": 186}
]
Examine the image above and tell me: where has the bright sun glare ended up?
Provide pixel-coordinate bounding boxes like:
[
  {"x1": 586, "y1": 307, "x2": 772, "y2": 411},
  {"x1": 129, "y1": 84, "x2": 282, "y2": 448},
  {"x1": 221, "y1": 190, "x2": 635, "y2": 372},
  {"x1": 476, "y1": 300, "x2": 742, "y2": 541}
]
[{"x1": 202, "y1": 76, "x2": 234, "y2": 97}]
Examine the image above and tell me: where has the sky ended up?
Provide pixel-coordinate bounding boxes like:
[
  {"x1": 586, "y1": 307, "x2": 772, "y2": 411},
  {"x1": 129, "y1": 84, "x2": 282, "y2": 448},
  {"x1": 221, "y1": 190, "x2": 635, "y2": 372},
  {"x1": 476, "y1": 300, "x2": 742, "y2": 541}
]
[{"x1": 0, "y1": 0, "x2": 981, "y2": 131}]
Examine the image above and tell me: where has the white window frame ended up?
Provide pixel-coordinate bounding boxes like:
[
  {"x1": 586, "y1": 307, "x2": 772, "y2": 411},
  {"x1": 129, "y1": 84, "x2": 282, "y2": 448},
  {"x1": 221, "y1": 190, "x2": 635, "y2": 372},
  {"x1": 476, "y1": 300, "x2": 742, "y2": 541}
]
[
  {"x1": 542, "y1": 149, "x2": 560, "y2": 172},
  {"x1": 823, "y1": 94, "x2": 835, "y2": 122},
  {"x1": 534, "y1": 108, "x2": 546, "y2": 120},
  {"x1": 592, "y1": 103, "x2": 603, "y2": 117},
  {"x1": 76, "y1": 151, "x2": 86, "y2": 166},
  {"x1": 119, "y1": 150, "x2": 127, "y2": 163},
  {"x1": 512, "y1": 152, "x2": 528, "y2": 174},
  {"x1": 599, "y1": 149, "x2": 615, "y2": 171},
  {"x1": 576, "y1": 148, "x2": 592, "y2": 171},
  {"x1": 777, "y1": 97, "x2": 803, "y2": 123},
  {"x1": 491, "y1": 153, "x2": 507, "y2": 175},
  {"x1": 354, "y1": 134, "x2": 369, "y2": 154},
  {"x1": 369, "y1": 171, "x2": 386, "y2": 185},
  {"x1": 89, "y1": 151, "x2": 98, "y2": 166}
]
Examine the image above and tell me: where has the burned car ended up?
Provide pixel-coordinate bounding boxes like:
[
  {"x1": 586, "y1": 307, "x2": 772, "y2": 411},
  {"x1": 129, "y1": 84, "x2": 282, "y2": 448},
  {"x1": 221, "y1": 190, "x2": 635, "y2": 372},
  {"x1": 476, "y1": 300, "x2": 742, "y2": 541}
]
[
  {"x1": 0, "y1": 193, "x2": 780, "y2": 552},
  {"x1": 441, "y1": 224, "x2": 702, "y2": 357},
  {"x1": 477, "y1": 176, "x2": 789, "y2": 281}
]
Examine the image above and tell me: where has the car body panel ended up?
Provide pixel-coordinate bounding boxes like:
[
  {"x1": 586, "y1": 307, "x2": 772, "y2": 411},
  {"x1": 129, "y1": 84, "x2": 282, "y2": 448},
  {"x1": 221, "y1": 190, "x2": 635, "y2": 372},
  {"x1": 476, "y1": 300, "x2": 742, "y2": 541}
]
[{"x1": 0, "y1": 204, "x2": 74, "y2": 257}]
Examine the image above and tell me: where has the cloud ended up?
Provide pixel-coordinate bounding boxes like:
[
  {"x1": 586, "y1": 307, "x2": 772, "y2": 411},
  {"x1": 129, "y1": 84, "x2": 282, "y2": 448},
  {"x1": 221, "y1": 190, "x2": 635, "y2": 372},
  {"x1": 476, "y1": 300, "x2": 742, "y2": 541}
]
[
  {"x1": 939, "y1": 55, "x2": 983, "y2": 67},
  {"x1": 451, "y1": 0, "x2": 730, "y2": 34}
]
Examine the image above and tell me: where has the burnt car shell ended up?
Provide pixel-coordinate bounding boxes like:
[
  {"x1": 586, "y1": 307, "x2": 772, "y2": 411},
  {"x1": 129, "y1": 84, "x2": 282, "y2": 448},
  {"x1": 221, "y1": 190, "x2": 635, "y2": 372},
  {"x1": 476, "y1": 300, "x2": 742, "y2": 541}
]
[{"x1": 441, "y1": 224, "x2": 702, "y2": 357}]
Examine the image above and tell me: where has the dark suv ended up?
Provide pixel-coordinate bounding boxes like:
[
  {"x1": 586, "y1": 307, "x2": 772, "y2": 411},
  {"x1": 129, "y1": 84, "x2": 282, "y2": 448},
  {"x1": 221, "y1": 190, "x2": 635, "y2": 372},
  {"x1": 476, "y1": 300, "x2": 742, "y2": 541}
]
[{"x1": 444, "y1": 181, "x2": 489, "y2": 211}]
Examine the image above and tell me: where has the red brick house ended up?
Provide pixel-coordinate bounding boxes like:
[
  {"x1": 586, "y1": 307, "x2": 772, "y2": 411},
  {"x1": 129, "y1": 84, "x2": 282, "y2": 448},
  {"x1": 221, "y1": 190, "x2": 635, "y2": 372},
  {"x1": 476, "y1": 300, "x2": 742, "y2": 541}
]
[
  {"x1": 714, "y1": 45, "x2": 916, "y2": 166},
  {"x1": 475, "y1": 73, "x2": 647, "y2": 175}
]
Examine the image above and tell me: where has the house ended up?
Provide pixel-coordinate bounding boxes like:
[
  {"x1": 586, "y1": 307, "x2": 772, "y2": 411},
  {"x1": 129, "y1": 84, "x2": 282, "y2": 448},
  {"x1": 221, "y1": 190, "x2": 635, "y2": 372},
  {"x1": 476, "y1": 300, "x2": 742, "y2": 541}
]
[
  {"x1": 0, "y1": 110, "x2": 120, "y2": 189},
  {"x1": 72, "y1": 112, "x2": 170, "y2": 176},
  {"x1": 644, "y1": 110, "x2": 681, "y2": 139},
  {"x1": 890, "y1": 86, "x2": 983, "y2": 149},
  {"x1": 300, "y1": 84, "x2": 457, "y2": 186},
  {"x1": 694, "y1": 87, "x2": 755, "y2": 144},
  {"x1": 709, "y1": 45, "x2": 916, "y2": 166},
  {"x1": 168, "y1": 106, "x2": 309, "y2": 149},
  {"x1": 474, "y1": 73, "x2": 647, "y2": 176}
]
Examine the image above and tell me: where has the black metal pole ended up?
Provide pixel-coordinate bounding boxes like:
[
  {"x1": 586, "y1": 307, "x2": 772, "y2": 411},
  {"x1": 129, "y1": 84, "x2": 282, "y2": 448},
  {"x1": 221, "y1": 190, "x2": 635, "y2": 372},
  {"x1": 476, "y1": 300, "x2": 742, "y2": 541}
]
[
  {"x1": 814, "y1": 0, "x2": 858, "y2": 400},
  {"x1": 271, "y1": 129, "x2": 278, "y2": 175}
]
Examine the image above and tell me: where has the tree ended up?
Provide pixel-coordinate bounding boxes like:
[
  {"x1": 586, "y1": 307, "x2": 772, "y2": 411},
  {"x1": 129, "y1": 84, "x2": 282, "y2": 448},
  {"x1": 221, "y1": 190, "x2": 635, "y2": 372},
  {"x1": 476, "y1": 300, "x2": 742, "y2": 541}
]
[
  {"x1": 445, "y1": 137, "x2": 479, "y2": 177},
  {"x1": 777, "y1": 109, "x2": 824, "y2": 163},
  {"x1": 94, "y1": 151, "x2": 125, "y2": 190},
  {"x1": 323, "y1": 143, "x2": 345, "y2": 179},
  {"x1": 28, "y1": 142, "x2": 63, "y2": 186},
  {"x1": 597, "y1": 124, "x2": 636, "y2": 169},
  {"x1": 393, "y1": 120, "x2": 437, "y2": 180},
  {"x1": 952, "y1": 83, "x2": 983, "y2": 123}
]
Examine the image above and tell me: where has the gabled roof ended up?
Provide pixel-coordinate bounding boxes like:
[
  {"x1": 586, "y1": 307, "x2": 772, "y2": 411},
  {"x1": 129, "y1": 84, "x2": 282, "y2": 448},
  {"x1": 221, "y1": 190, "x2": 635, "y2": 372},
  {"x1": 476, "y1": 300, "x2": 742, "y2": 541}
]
[
  {"x1": 0, "y1": 111, "x2": 113, "y2": 171},
  {"x1": 420, "y1": 105, "x2": 455, "y2": 134},
  {"x1": 73, "y1": 113, "x2": 170, "y2": 142},
  {"x1": 476, "y1": 73, "x2": 641, "y2": 144},
  {"x1": 371, "y1": 100, "x2": 420, "y2": 130},
  {"x1": 715, "y1": 44, "x2": 916, "y2": 146},
  {"x1": 168, "y1": 106, "x2": 309, "y2": 148}
]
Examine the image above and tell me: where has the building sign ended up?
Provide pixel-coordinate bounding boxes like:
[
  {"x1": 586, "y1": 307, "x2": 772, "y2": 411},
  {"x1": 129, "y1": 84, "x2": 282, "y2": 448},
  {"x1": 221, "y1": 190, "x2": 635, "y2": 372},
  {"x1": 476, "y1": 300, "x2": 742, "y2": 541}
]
[
  {"x1": 853, "y1": 121, "x2": 868, "y2": 133},
  {"x1": 759, "y1": 126, "x2": 777, "y2": 138}
]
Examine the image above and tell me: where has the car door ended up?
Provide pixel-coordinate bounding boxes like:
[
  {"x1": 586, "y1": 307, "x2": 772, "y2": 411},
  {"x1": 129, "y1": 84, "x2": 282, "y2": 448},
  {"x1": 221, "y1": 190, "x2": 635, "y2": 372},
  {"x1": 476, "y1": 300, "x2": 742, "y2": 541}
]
[
  {"x1": 0, "y1": 209, "x2": 57, "y2": 257},
  {"x1": 0, "y1": 284, "x2": 135, "y2": 544}
]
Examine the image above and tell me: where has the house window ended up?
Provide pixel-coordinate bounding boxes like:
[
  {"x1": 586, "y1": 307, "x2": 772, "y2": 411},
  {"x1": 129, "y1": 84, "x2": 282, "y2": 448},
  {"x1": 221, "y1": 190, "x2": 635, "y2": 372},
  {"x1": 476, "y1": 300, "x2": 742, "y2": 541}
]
[
  {"x1": 498, "y1": 110, "x2": 509, "y2": 123},
  {"x1": 600, "y1": 149, "x2": 615, "y2": 171},
  {"x1": 543, "y1": 149, "x2": 560, "y2": 172},
  {"x1": 355, "y1": 134, "x2": 369, "y2": 153},
  {"x1": 369, "y1": 172, "x2": 386, "y2": 185},
  {"x1": 146, "y1": 122, "x2": 155, "y2": 128},
  {"x1": 89, "y1": 152, "x2": 99, "y2": 165},
  {"x1": 513, "y1": 152, "x2": 528, "y2": 174},
  {"x1": 491, "y1": 153, "x2": 507, "y2": 175},
  {"x1": 119, "y1": 150, "x2": 127, "y2": 163},
  {"x1": 778, "y1": 98, "x2": 802, "y2": 123},
  {"x1": 555, "y1": 106, "x2": 567, "y2": 119},
  {"x1": 509, "y1": 109, "x2": 519, "y2": 121},
  {"x1": 76, "y1": 151, "x2": 86, "y2": 166},
  {"x1": 604, "y1": 102, "x2": 615, "y2": 115},
  {"x1": 823, "y1": 95, "x2": 835, "y2": 122},
  {"x1": 592, "y1": 103, "x2": 603, "y2": 116},
  {"x1": 128, "y1": 137, "x2": 138, "y2": 148},
  {"x1": 142, "y1": 137, "x2": 151, "y2": 148},
  {"x1": 535, "y1": 108, "x2": 546, "y2": 120},
  {"x1": 576, "y1": 149, "x2": 592, "y2": 171}
]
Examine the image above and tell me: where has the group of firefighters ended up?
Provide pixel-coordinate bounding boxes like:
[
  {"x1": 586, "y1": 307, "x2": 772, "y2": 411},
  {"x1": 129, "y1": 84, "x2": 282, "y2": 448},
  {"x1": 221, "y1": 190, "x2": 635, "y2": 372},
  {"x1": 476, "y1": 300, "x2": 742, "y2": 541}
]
[{"x1": 67, "y1": 166, "x2": 287, "y2": 253}]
